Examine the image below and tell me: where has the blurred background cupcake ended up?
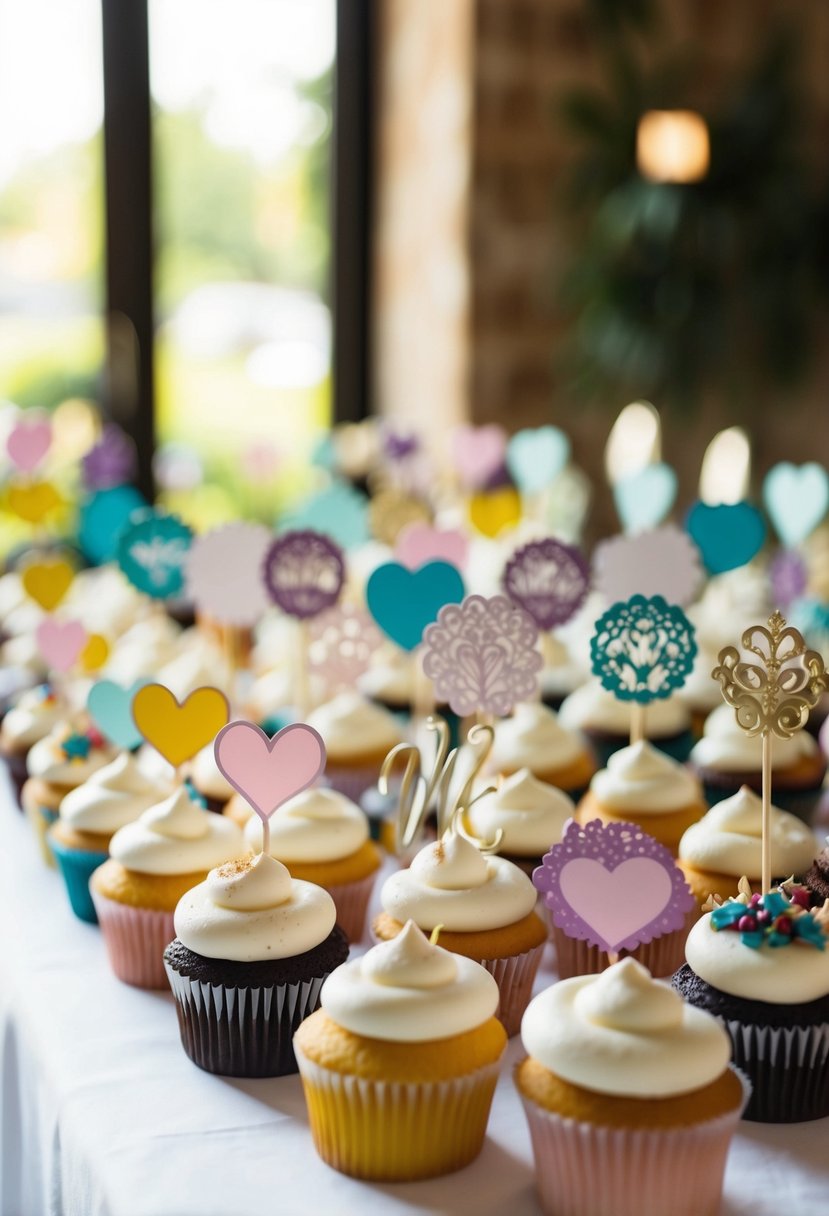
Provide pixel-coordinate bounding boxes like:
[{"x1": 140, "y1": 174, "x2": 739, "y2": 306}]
[
  {"x1": 464, "y1": 768, "x2": 574, "y2": 877},
  {"x1": 307, "y1": 691, "x2": 404, "y2": 802},
  {"x1": 22, "y1": 721, "x2": 116, "y2": 865},
  {"x1": 0, "y1": 683, "x2": 64, "y2": 804},
  {"x1": 559, "y1": 681, "x2": 694, "y2": 765},
  {"x1": 489, "y1": 702, "x2": 595, "y2": 800}
]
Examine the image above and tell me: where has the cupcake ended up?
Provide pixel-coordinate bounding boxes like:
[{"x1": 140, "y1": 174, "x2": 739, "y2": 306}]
[
  {"x1": 358, "y1": 649, "x2": 416, "y2": 717},
  {"x1": 243, "y1": 787, "x2": 381, "y2": 942},
  {"x1": 0, "y1": 683, "x2": 64, "y2": 802},
  {"x1": 804, "y1": 837, "x2": 829, "y2": 906},
  {"x1": 558, "y1": 680, "x2": 694, "y2": 765},
  {"x1": 489, "y1": 702, "x2": 595, "y2": 799},
  {"x1": 465, "y1": 768, "x2": 574, "y2": 875},
  {"x1": 163, "y1": 851, "x2": 349, "y2": 1076},
  {"x1": 188, "y1": 743, "x2": 235, "y2": 813},
  {"x1": 306, "y1": 691, "x2": 404, "y2": 802},
  {"x1": 678, "y1": 785, "x2": 818, "y2": 907},
  {"x1": 22, "y1": 722, "x2": 117, "y2": 865},
  {"x1": 517, "y1": 958, "x2": 748, "y2": 1216},
  {"x1": 689, "y1": 703, "x2": 826, "y2": 820},
  {"x1": 678, "y1": 649, "x2": 727, "y2": 738},
  {"x1": 373, "y1": 825, "x2": 546, "y2": 1035},
  {"x1": 47, "y1": 751, "x2": 170, "y2": 923},
  {"x1": 673, "y1": 886, "x2": 829, "y2": 1122},
  {"x1": 103, "y1": 614, "x2": 181, "y2": 684},
  {"x1": 91, "y1": 785, "x2": 246, "y2": 986},
  {"x1": 576, "y1": 740, "x2": 706, "y2": 855},
  {"x1": 294, "y1": 920, "x2": 506, "y2": 1181},
  {"x1": 538, "y1": 633, "x2": 588, "y2": 711}
]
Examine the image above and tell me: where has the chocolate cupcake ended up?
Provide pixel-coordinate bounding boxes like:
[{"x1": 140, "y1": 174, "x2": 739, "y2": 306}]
[
  {"x1": 803, "y1": 839, "x2": 829, "y2": 906},
  {"x1": 558, "y1": 680, "x2": 693, "y2": 766},
  {"x1": 164, "y1": 852, "x2": 348, "y2": 1077}
]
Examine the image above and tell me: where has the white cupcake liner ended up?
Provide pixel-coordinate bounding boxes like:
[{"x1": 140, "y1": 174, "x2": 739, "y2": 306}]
[
  {"x1": 91, "y1": 889, "x2": 175, "y2": 989},
  {"x1": 326, "y1": 870, "x2": 378, "y2": 943},
  {"x1": 164, "y1": 962, "x2": 327, "y2": 1077},
  {"x1": 723, "y1": 1016, "x2": 829, "y2": 1122},
  {"x1": 519, "y1": 1067, "x2": 750, "y2": 1216},
  {"x1": 294, "y1": 1044, "x2": 502, "y2": 1181}
]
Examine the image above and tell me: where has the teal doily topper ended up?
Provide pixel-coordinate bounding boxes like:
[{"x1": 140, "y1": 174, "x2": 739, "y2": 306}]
[
  {"x1": 590, "y1": 594, "x2": 697, "y2": 706},
  {"x1": 116, "y1": 508, "x2": 193, "y2": 599}
]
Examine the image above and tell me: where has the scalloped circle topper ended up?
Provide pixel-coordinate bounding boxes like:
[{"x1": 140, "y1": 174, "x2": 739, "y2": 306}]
[
  {"x1": 87, "y1": 678, "x2": 152, "y2": 750},
  {"x1": 503, "y1": 537, "x2": 589, "y2": 630},
  {"x1": 686, "y1": 501, "x2": 766, "y2": 575},
  {"x1": 214, "y1": 720, "x2": 325, "y2": 820},
  {"x1": 593, "y1": 526, "x2": 702, "y2": 608},
  {"x1": 533, "y1": 818, "x2": 695, "y2": 954},
  {"x1": 117, "y1": 508, "x2": 193, "y2": 599},
  {"x1": 506, "y1": 425, "x2": 570, "y2": 496},
  {"x1": 590, "y1": 593, "x2": 697, "y2": 703},
  {"x1": 763, "y1": 462, "x2": 829, "y2": 549},
  {"x1": 131, "y1": 683, "x2": 230, "y2": 768},
  {"x1": 185, "y1": 522, "x2": 271, "y2": 626},
  {"x1": 262, "y1": 529, "x2": 345, "y2": 620},
  {"x1": 367, "y1": 560, "x2": 465, "y2": 652},
  {"x1": 613, "y1": 462, "x2": 677, "y2": 534}
]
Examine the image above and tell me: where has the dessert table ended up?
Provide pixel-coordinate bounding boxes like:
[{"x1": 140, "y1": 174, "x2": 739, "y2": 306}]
[{"x1": 1, "y1": 770, "x2": 827, "y2": 1216}]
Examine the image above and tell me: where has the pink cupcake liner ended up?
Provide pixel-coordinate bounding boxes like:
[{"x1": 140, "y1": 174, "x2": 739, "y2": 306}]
[
  {"x1": 91, "y1": 888, "x2": 175, "y2": 989},
  {"x1": 323, "y1": 761, "x2": 383, "y2": 805},
  {"x1": 552, "y1": 908, "x2": 699, "y2": 980},
  {"x1": 519, "y1": 1066, "x2": 750, "y2": 1216},
  {"x1": 326, "y1": 870, "x2": 378, "y2": 943},
  {"x1": 482, "y1": 941, "x2": 545, "y2": 1037}
]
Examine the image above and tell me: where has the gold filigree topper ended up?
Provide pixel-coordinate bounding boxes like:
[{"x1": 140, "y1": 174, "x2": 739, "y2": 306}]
[{"x1": 712, "y1": 610, "x2": 827, "y2": 739}]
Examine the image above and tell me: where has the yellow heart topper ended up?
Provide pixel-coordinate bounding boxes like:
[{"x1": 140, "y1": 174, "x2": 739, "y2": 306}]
[
  {"x1": 6, "y1": 480, "x2": 63, "y2": 525},
  {"x1": 131, "y1": 684, "x2": 231, "y2": 769},
  {"x1": 468, "y1": 486, "x2": 522, "y2": 538},
  {"x1": 21, "y1": 558, "x2": 75, "y2": 611},
  {"x1": 80, "y1": 633, "x2": 110, "y2": 673}
]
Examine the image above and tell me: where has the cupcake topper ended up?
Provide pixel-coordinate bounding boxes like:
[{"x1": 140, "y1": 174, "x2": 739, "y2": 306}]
[
  {"x1": 214, "y1": 721, "x2": 326, "y2": 855},
  {"x1": 21, "y1": 556, "x2": 75, "y2": 612},
  {"x1": 686, "y1": 501, "x2": 766, "y2": 574},
  {"x1": 533, "y1": 818, "x2": 695, "y2": 959},
  {"x1": 308, "y1": 603, "x2": 383, "y2": 696},
  {"x1": 87, "y1": 678, "x2": 152, "y2": 750},
  {"x1": 131, "y1": 683, "x2": 230, "y2": 774},
  {"x1": 590, "y1": 594, "x2": 696, "y2": 745},
  {"x1": 451, "y1": 424, "x2": 507, "y2": 491},
  {"x1": 81, "y1": 424, "x2": 137, "y2": 490},
  {"x1": 116, "y1": 508, "x2": 193, "y2": 599},
  {"x1": 712, "y1": 610, "x2": 827, "y2": 894},
  {"x1": 593, "y1": 526, "x2": 702, "y2": 607},
  {"x1": 612, "y1": 462, "x2": 677, "y2": 533},
  {"x1": 6, "y1": 411, "x2": 52, "y2": 473},
  {"x1": 366, "y1": 561, "x2": 465, "y2": 653},
  {"x1": 395, "y1": 522, "x2": 468, "y2": 572},
  {"x1": 368, "y1": 487, "x2": 431, "y2": 546},
  {"x1": 421, "y1": 593, "x2": 543, "y2": 722},
  {"x1": 186, "y1": 522, "x2": 271, "y2": 628},
  {"x1": 769, "y1": 550, "x2": 808, "y2": 611},
  {"x1": 502, "y1": 537, "x2": 589, "y2": 631},
  {"x1": 35, "y1": 617, "x2": 88, "y2": 674},
  {"x1": 763, "y1": 462, "x2": 829, "y2": 549},
  {"x1": 506, "y1": 425, "x2": 570, "y2": 498}
]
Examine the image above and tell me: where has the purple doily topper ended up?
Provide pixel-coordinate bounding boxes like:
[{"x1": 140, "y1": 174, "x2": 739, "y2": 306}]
[
  {"x1": 533, "y1": 818, "x2": 695, "y2": 954},
  {"x1": 770, "y1": 549, "x2": 808, "y2": 610},
  {"x1": 308, "y1": 603, "x2": 382, "y2": 693},
  {"x1": 422, "y1": 593, "x2": 543, "y2": 716},
  {"x1": 503, "y1": 537, "x2": 589, "y2": 630},
  {"x1": 590, "y1": 594, "x2": 697, "y2": 703},
  {"x1": 82, "y1": 425, "x2": 137, "y2": 491},
  {"x1": 262, "y1": 530, "x2": 345, "y2": 620}
]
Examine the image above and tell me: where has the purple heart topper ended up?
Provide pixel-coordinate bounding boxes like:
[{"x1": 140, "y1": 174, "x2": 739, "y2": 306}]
[
  {"x1": 503, "y1": 537, "x2": 589, "y2": 630},
  {"x1": 451, "y1": 424, "x2": 507, "y2": 491},
  {"x1": 82, "y1": 424, "x2": 137, "y2": 490},
  {"x1": 7, "y1": 413, "x2": 52, "y2": 473},
  {"x1": 533, "y1": 818, "x2": 694, "y2": 954},
  {"x1": 422, "y1": 593, "x2": 543, "y2": 717},
  {"x1": 262, "y1": 529, "x2": 345, "y2": 620}
]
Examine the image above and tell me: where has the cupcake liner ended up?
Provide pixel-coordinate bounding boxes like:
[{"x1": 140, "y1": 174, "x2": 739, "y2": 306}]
[
  {"x1": 519, "y1": 1067, "x2": 750, "y2": 1216},
  {"x1": 723, "y1": 1016, "x2": 829, "y2": 1122},
  {"x1": 5, "y1": 751, "x2": 29, "y2": 807},
  {"x1": 48, "y1": 839, "x2": 108, "y2": 924},
  {"x1": 552, "y1": 909, "x2": 697, "y2": 981},
  {"x1": 326, "y1": 870, "x2": 378, "y2": 943},
  {"x1": 25, "y1": 800, "x2": 58, "y2": 868},
  {"x1": 482, "y1": 941, "x2": 545, "y2": 1037},
  {"x1": 164, "y1": 963, "x2": 329, "y2": 1077},
  {"x1": 295, "y1": 1045, "x2": 502, "y2": 1181},
  {"x1": 91, "y1": 890, "x2": 175, "y2": 989},
  {"x1": 323, "y1": 761, "x2": 383, "y2": 805}
]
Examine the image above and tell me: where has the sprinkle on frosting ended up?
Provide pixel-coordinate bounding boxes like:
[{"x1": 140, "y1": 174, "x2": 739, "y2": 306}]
[{"x1": 709, "y1": 885, "x2": 827, "y2": 951}]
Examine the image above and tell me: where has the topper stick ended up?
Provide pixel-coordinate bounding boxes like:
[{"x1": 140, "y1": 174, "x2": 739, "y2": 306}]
[
  {"x1": 630, "y1": 703, "x2": 646, "y2": 746},
  {"x1": 761, "y1": 732, "x2": 772, "y2": 894},
  {"x1": 294, "y1": 620, "x2": 311, "y2": 718},
  {"x1": 412, "y1": 652, "x2": 434, "y2": 725}
]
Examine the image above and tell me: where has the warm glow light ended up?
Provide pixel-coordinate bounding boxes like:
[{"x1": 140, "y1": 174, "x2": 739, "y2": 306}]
[
  {"x1": 699, "y1": 427, "x2": 751, "y2": 504},
  {"x1": 605, "y1": 401, "x2": 662, "y2": 486},
  {"x1": 637, "y1": 110, "x2": 710, "y2": 184}
]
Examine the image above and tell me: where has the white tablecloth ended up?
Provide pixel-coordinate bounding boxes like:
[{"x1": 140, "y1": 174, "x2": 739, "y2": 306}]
[{"x1": 1, "y1": 771, "x2": 827, "y2": 1216}]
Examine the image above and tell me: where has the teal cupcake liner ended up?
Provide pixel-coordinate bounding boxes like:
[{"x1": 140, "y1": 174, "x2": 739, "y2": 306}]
[{"x1": 48, "y1": 837, "x2": 108, "y2": 924}]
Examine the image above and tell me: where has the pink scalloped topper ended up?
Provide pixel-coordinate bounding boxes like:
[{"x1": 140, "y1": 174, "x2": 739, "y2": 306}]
[
  {"x1": 308, "y1": 603, "x2": 382, "y2": 694},
  {"x1": 593, "y1": 526, "x2": 702, "y2": 607},
  {"x1": 35, "y1": 618, "x2": 87, "y2": 673},
  {"x1": 533, "y1": 819, "x2": 694, "y2": 954},
  {"x1": 503, "y1": 537, "x2": 589, "y2": 630},
  {"x1": 422, "y1": 593, "x2": 542, "y2": 716}
]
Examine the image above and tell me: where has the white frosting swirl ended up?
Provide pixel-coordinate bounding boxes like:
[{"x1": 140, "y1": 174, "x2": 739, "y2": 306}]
[
  {"x1": 190, "y1": 744, "x2": 234, "y2": 801},
  {"x1": 157, "y1": 636, "x2": 231, "y2": 699},
  {"x1": 490, "y1": 702, "x2": 585, "y2": 773},
  {"x1": 678, "y1": 649, "x2": 726, "y2": 714},
  {"x1": 320, "y1": 920, "x2": 499, "y2": 1042},
  {"x1": 104, "y1": 616, "x2": 181, "y2": 683},
  {"x1": 691, "y1": 704, "x2": 819, "y2": 772},
  {"x1": 26, "y1": 725, "x2": 116, "y2": 786},
  {"x1": 521, "y1": 958, "x2": 731, "y2": 1097},
  {"x1": 244, "y1": 786, "x2": 369, "y2": 862},
  {"x1": 59, "y1": 752, "x2": 169, "y2": 835},
  {"x1": 1, "y1": 686, "x2": 64, "y2": 750},
  {"x1": 307, "y1": 691, "x2": 403, "y2": 761},
  {"x1": 558, "y1": 681, "x2": 690, "y2": 737},
  {"x1": 679, "y1": 786, "x2": 817, "y2": 878},
  {"x1": 685, "y1": 910, "x2": 829, "y2": 1004},
  {"x1": 174, "y1": 852, "x2": 336, "y2": 961},
  {"x1": 109, "y1": 786, "x2": 245, "y2": 875},
  {"x1": 381, "y1": 829, "x2": 537, "y2": 931},
  {"x1": 467, "y1": 769, "x2": 574, "y2": 855},
  {"x1": 358, "y1": 653, "x2": 415, "y2": 704},
  {"x1": 590, "y1": 741, "x2": 701, "y2": 812}
]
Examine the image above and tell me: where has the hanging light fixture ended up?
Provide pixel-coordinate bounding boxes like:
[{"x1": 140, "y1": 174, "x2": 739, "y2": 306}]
[{"x1": 636, "y1": 110, "x2": 710, "y2": 183}]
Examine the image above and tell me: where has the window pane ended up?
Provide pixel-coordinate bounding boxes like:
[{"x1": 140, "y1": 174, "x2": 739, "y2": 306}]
[
  {"x1": 149, "y1": 0, "x2": 335, "y2": 525},
  {"x1": 0, "y1": 0, "x2": 104, "y2": 410}
]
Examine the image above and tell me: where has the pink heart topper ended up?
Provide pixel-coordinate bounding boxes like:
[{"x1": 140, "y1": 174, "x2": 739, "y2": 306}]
[
  {"x1": 7, "y1": 413, "x2": 52, "y2": 472},
  {"x1": 451, "y1": 424, "x2": 506, "y2": 490},
  {"x1": 395, "y1": 522, "x2": 469, "y2": 572},
  {"x1": 35, "y1": 618, "x2": 87, "y2": 674},
  {"x1": 533, "y1": 819, "x2": 694, "y2": 955},
  {"x1": 214, "y1": 721, "x2": 326, "y2": 850}
]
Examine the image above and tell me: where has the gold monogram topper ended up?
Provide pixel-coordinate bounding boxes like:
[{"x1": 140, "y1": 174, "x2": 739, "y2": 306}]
[{"x1": 712, "y1": 610, "x2": 827, "y2": 893}]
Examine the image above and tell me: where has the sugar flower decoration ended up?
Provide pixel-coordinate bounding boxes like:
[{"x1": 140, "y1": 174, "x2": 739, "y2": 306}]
[{"x1": 710, "y1": 885, "x2": 826, "y2": 951}]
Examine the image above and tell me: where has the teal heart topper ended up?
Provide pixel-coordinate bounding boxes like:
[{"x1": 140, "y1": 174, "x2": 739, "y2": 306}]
[
  {"x1": 763, "y1": 462, "x2": 829, "y2": 548},
  {"x1": 613, "y1": 462, "x2": 677, "y2": 534},
  {"x1": 280, "y1": 479, "x2": 369, "y2": 550},
  {"x1": 366, "y1": 561, "x2": 465, "y2": 652},
  {"x1": 87, "y1": 678, "x2": 152, "y2": 749},
  {"x1": 116, "y1": 508, "x2": 193, "y2": 599},
  {"x1": 78, "y1": 485, "x2": 147, "y2": 565},
  {"x1": 506, "y1": 426, "x2": 570, "y2": 495},
  {"x1": 686, "y1": 501, "x2": 766, "y2": 575}
]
